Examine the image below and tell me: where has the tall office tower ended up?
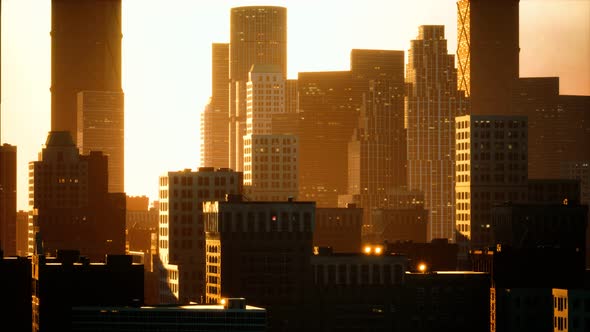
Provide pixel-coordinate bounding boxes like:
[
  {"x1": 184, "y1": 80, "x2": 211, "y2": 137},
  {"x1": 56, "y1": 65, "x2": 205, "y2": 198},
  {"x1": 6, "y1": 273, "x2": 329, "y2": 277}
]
[
  {"x1": 406, "y1": 26, "x2": 467, "y2": 242},
  {"x1": 51, "y1": 0, "x2": 122, "y2": 137},
  {"x1": 201, "y1": 43, "x2": 230, "y2": 169},
  {"x1": 455, "y1": 115, "x2": 528, "y2": 259},
  {"x1": 288, "y1": 71, "x2": 364, "y2": 207},
  {"x1": 77, "y1": 91, "x2": 124, "y2": 193},
  {"x1": 158, "y1": 168, "x2": 242, "y2": 304},
  {"x1": 0, "y1": 144, "x2": 17, "y2": 256},
  {"x1": 229, "y1": 6, "x2": 287, "y2": 172},
  {"x1": 204, "y1": 196, "x2": 315, "y2": 331},
  {"x1": 348, "y1": 51, "x2": 406, "y2": 225},
  {"x1": 285, "y1": 79, "x2": 298, "y2": 113},
  {"x1": 29, "y1": 131, "x2": 125, "y2": 261},
  {"x1": 245, "y1": 65, "x2": 285, "y2": 136},
  {"x1": 457, "y1": 0, "x2": 519, "y2": 115}
]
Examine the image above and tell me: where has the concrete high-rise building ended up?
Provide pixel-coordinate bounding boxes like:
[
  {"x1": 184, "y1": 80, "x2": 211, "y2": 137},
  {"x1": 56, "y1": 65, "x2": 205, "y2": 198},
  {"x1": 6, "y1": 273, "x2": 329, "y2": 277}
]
[
  {"x1": 201, "y1": 43, "x2": 230, "y2": 169},
  {"x1": 348, "y1": 50, "x2": 406, "y2": 225},
  {"x1": 158, "y1": 168, "x2": 242, "y2": 304},
  {"x1": 455, "y1": 115, "x2": 528, "y2": 258},
  {"x1": 229, "y1": 6, "x2": 287, "y2": 172},
  {"x1": 204, "y1": 196, "x2": 314, "y2": 331},
  {"x1": 243, "y1": 134, "x2": 298, "y2": 201},
  {"x1": 457, "y1": 0, "x2": 519, "y2": 115},
  {"x1": 77, "y1": 91, "x2": 124, "y2": 193},
  {"x1": 16, "y1": 210, "x2": 29, "y2": 256},
  {"x1": 51, "y1": 0, "x2": 122, "y2": 138},
  {"x1": 242, "y1": 64, "x2": 297, "y2": 201},
  {"x1": 0, "y1": 144, "x2": 17, "y2": 256},
  {"x1": 313, "y1": 205, "x2": 363, "y2": 253},
  {"x1": 29, "y1": 131, "x2": 126, "y2": 261},
  {"x1": 406, "y1": 25, "x2": 467, "y2": 242}
]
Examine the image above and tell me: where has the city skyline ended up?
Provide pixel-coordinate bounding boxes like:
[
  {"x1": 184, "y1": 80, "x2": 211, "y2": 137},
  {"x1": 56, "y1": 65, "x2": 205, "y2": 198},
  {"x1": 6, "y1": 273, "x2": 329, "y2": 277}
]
[{"x1": 1, "y1": 0, "x2": 589, "y2": 209}]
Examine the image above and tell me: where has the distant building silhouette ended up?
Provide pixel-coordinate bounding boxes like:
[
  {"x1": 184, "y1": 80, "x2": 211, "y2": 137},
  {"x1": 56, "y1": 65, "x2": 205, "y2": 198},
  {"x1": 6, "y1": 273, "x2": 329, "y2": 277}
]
[
  {"x1": 77, "y1": 91, "x2": 124, "y2": 193},
  {"x1": 158, "y1": 168, "x2": 242, "y2": 304},
  {"x1": 204, "y1": 196, "x2": 314, "y2": 331},
  {"x1": 229, "y1": 6, "x2": 287, "y2": 172},
  {"x1": 0, "y1": 144, "x2": 17, "y2": 256},
  {"x1": 29, "y1": 131, "x2": 125, "y2": 261},
  {"x1": 406, "y1": 25, "x2": 468, "y2": 242},
  {"x1": 455, "y1": 115, "x2": 528, "y2": 260},
  {"x1": 201, "y1": 43, "x2": 230, "y2": 169},
  {"x1": 457, "y1": 0, "x2": 519, "y2": 115},
  {"x1": 52, "y1": 0, "x2": 123, "y2": 194},
  {"x1": 386, "y1": 239, "x2": 458, "y2": 272},
  {"x1": 561, "y1": 161, "x2": 590, "y2": 206}
]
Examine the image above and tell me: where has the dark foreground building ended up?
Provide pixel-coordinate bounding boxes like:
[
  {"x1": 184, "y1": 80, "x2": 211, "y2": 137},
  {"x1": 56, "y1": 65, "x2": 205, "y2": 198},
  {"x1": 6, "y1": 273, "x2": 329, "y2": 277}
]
[
  {"x1": 204, "y1": 195, "x2": 314, "y2": 331},
  {"x1": 71, "y1": 298, "x2": 266, "y2": 332},
  {"x1": 0, "y1": 251, "x2": 32, "y2": 332},
  {"x1": 33, "y1": 250, "x2": 143, "y2": 332}
]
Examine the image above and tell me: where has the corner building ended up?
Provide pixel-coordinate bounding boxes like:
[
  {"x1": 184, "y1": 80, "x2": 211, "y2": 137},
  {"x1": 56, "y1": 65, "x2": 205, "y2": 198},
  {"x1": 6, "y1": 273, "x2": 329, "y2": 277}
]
[
  {"x1": 455, "y1": 115, "x2": 528, "y2": 260},
  {"x1": 204, "y1": 196, "x2": 314, "y2": 331},
  {"x1": 158, "y1": 168, "x2": 242, "y2": 304}
]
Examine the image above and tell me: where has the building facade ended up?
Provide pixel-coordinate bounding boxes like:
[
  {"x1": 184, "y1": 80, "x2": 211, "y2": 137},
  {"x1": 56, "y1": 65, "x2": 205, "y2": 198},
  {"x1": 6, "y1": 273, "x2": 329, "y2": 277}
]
[
  {"x1": 158, "y1": 168, "x2": 242, "y2": 304},
  {"x1": 313, "y1": 205, "x2": 363, "y2": 253},
  {"x1": 406, "y1": 25, "x2": 467, "y2": 242},
  {"x1": 204, "y1": 196, "x2": 314, "y2": 331},
  {"x1": 76, "y1": 90, "x2": 124, "y2": 193},
  {"x1": 455, "y1": 115, "x2": 528, "y2": 257}
]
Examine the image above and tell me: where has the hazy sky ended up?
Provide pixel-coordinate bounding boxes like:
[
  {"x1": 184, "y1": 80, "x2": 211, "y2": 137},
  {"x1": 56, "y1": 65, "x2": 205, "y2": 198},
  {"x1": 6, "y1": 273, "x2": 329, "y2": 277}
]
[{"x1": 2, "y1": 0, "x2": 589, "y2": 210}]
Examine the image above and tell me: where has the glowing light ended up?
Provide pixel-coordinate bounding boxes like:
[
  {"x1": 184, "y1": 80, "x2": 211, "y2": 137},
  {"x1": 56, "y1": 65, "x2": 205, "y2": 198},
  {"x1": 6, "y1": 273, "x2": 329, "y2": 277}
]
[
  {"x1": 374, "y1": 246, "x2": 382, "y2": 255},
  {"x1": 418, "y1": 263, "x2": 427, "y2": 273},
  {"x1": 364, "y1": 246, "x2": 372, "y2": 254},
  {"x1": 220, "y1": 298, "x2": 226, "y2": 305}
]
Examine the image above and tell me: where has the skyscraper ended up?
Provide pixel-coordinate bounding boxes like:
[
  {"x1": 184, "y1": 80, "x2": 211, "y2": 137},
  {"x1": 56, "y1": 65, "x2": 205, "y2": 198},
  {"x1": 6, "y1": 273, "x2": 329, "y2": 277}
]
[
  {"x1": 457, "y1": 0, "x2": 519, "y2": 115},
  {"x1": 406, "y1": 25, "x2": 467, "y2": 242},
  {"x1": 52, "y1": 0, "x2": 123, "y2": 193},
  {"x1": 229, "y1": 6, "x2": 287, "y2": 171},
  {"x1": 0, "y1": 144, "x2": 17, "y2": 256},
  {"x1": 347, "y1": 50, "x2": 407, "y2": 225},
  {"x1": 77, "y1": 91, "x2": 124, "y2": 193},
  {"x1": 201, "y1": 43, "x2": 230, "y2": 169},
  {"x1": 29, "y1": 132, "x2": 125, "y2": 261}
]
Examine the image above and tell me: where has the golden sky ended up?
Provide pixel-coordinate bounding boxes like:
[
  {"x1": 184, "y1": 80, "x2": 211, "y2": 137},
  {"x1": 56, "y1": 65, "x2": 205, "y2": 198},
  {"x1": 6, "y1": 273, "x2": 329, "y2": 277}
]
[{"x1": 2, "y1": 0, "x2": 589, "y2": 209}]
